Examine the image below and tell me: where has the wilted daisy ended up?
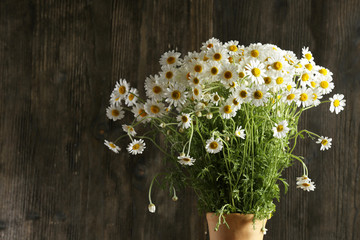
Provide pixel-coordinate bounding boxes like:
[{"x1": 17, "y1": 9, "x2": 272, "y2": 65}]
[
  {"x1": 104, "y1": 140, "x2": 121, "y2": 153},
  {"x1": 329, "y1": 94, "x2": 346, "y2": 114},
  {"x1": 297, "y1": 181, "x2": 316, "y2": 192},
  {"x1": 106, "y1": 105, "x2": 125, "y2": 121},
  {"x1": 159, "y1": 50, "x2": 181, "y2": 67},
  {"x1": 205, "y1": 137, "x2": 223, "y2": 154},
  {"x1": 114, "y1": 79, "x2": 130, "y2": 100},
  {"x1": 177, "y1": 155, "x2": 196, "y2": 166},
  {"x1": 316, "y1": 136, "x2": 332, "y2": 151},
  {"x1": 144, "y1": 100, "x2": 165, "y2": 118},
  {"x1": 235, "y1": 126, "x2": 246, "y2": 139},
  {"x1": 122, "y1": 124, "x2": 136, "y2": 136},
  {"x1": 177, "y1": 113, "x2": 192, "y2": 129},
  {"x1": 127, "y1": 139, "x2": 146, "y2": 155},
  {"x1": 273, "y1": 120, "x2": 290, "y2": 138}
]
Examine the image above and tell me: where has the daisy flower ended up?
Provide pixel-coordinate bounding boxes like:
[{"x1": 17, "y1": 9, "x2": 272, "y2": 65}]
[
  {"x1": 329, "y1": 94, "x2": 346, "y2": 114},
  {"x1": 296, "y1": 88, "x2": 313, "y2": 108},
  {"x1": 177, "y1": 155, "x2": 196, "y2": 166},
  {"x1": 297, "y1": 181, "x2": 316, "y2": 192},
  {"x1": 207, "y1": 45, "x2": 228, "y2": 62},
  {"x1": 104, "y1": 140, "x2": 121, "y2": 153},
  {"x1": 298, "y1": 72, "x2": 313, "y2": 88},
  {"x1": 145, "y1": 75, "x2": 165, "y2": 101},
  {"x1": 316, "y1": 66, "x2": 333, "y2": 78},
  {"x1": 159, "y1": 50, "x2": 181, "y2": 67},
  {"x1": 114, "y1": 79, "x2": 130, "y2": 100},
  {"x1": 220, "y1": 102, "x2": 236, "y2": 119},
  {"x1": 245, "y1": 59, "x2": 266, "y2": 85},
  {"x1": 283, "y1": 88, "x2": 300, "y2": 105},
  {"x1": 250, "y1": 86, "x2": 270, "y2": 107},
  {"x1": 188, "y1": 59, "x2": 207, "y2": 74},
  {"x1": 235, "y1": 126, "x2": 246, "y2": 139},
  {"x1": 234, "y1": 86, "x2": 250, "y2": 104},
  {"x1": 144, "y1": 100, "x2": 165, "y2": 118},
  {"x1": 211, "y1": 92, "x2": 221, "y2": 106},
  {"x1": 296, "y1": 175, "x2": 311, "y2": 185},
  {"x1": 125, "y1": 87, "x2": 138, "y2": 106},
  {"x1": 132, "y1": 103, "x2": 150, "y2": 123},
  {"x1": 228, "y1": 94, "x2": 241, "y2": 110},
  {"x1": 160, "y1": 65, "x2": 177, "y2": 84},
  {"x1": 272, "y1": 120, "x2": 290, "y2": 138},
  {"x1": 106, "y1": 105, "x2": 125, "y2": 121},
  {"x1": 191, "y1": 86, "x2": 203, "y2": 101},
  {"x1": 267, "y1": 54, "x2": 289, "y2": 75},
  {"x1": 263, "y1": 76, "x2": 275, "y2": 88},
  {"x1": 302, "y1": 47, "x2": 314, "y2": 61},
  {"x1": 316, "y1": 136, "x2": 332, "y2": 151},
  {"x1": 244, "y1": 43, "x2": 264, "y2": 61},
  {"x1": 177, "y1": 113, "x2": 192, "y2": 129},
  {"x1": 205, "y1": 137, "x2": 223, "y2": 154},
  {"x1": 205, "y1": 61, "x2": 222, "y2": 79},
  {"x1": 127, "y1": 139, "x2": 146, "y2": 155},
  {"x1": 311, "y1": 88, "x2": 323, "y2": 107},
  {"x1": 122, "y1": 124, "x2": 136, "y2": 136},
  {"x1": 201, "y1": 37, "x2": 221, "y2": 51},
  {"x1": 189, "y1": 73, "x2": 203, "y2": 88},
  {"x1": 224, "y1": 40, "x2": 240, "y2": 55},
  {"x1": 110, "y1": 91, "x2": 122, "y2": 106},
  {"x1": 165, "y1": 83, "x2": 187, "y2": 108},
  {"x1": 318, "y1": 76, "x2": 335, "y2": 95}
]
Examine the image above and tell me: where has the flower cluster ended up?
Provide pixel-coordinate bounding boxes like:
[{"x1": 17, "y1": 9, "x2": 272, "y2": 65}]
[{"x1": 104, "y1": 38, "x2": 345, "y2": 220}]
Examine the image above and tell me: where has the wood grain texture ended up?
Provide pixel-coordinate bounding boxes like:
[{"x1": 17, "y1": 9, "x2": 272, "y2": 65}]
[{"x1": 0, "y1": 0, "x2": 359, "y2": 239}]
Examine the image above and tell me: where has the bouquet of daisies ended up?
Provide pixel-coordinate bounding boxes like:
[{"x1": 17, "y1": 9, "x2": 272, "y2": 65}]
[{"x1": 105, "y1": 38, "x2": 346, "y2": 222}]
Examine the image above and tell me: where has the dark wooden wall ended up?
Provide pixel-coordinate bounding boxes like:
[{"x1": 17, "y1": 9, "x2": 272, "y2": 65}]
[{"x1": 0, "y1": 0, "x2": 359, "y2": 239}]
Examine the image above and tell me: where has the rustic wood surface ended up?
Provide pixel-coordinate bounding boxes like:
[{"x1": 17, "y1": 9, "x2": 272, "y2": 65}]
[{"x1": 0, "y1": 0, "x2": 359, "y2": 239}]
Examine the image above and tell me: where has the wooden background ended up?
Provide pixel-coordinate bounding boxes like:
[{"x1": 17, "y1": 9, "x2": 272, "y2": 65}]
[{"x1": 0, "y1": 0, "x2": 359, "y2": 239}]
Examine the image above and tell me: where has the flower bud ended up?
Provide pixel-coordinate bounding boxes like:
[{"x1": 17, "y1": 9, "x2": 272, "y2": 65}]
[
  {"x1": 179, "y1": 128, "x2": 184, "y2": 133},
  {"x1": 148, "y1": 203, "x2": 156, "y2": 213},
  {"x1": 172, "y1": 196, "x2": 178, "y2": 201},
  {"x1": 196, "y1": 111, "x2": 202, "y2": 117},
  {"x1": 160, "y1": 123, "x2": 166, "y2": 128},
  {"x1": 206, "y1": 112, "x2": 213, "y2": 119}
]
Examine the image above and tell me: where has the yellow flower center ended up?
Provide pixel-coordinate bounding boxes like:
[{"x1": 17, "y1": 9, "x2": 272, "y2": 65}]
[
  {"x1": 193, "y1": 88, "x2": 199, "y2": 96},
  {"x1": 273, "y1": 61, "x2": 283, "y2": 70},
  {"x1": 313, "y1": 93, "x2": 317, "y2": 100},
  {"x1": 228, "y1": 57, "x2": 234, "y2": 63},
  {"x1": 150, "y1": 105, "x2": 160, "y2": 114},
  {"x1": 211, "y1": 67, "x2": 218, "y2": 75},
  {"x1": 165, "y1": 71, "x2": 173, "y2": 79},
  {"x1": 229, "y1": 82, "x2": 236, "y2": 88},
  {"x1": 224, "y1": 71, "x2": 232, "y2": 79},
  {"x1": 277, "y1": 125, "x2": 284, "y2": 132},
  {"x1": 194, "y1": 65, "x2": 202, "y2": 72},
  {"x1": 301, "y1": 73, "x2": 309, "y2": 82},
  {"x1": 213, "y1": 95, "x2": 220, "y2": 101},
  {"x1": 232, "y1": 98, "x2": 239, "y2": 106},
  {"x1": 240, "y1": 90, "x2": 247, "y2": 98},
  {"x1": 171, "y1": 90, "x2": 181, "y2": 100},
  {"x1": 300, "y1": 93, "x2": 308, "y2": 101},
  {"x1": 295, "y1": 63, "x2": 302, "y2": 69},
  {"x1": 167, "y1": 57, "x2": 175, "y2": 64},
  {"x1": 251, "y1": 68, "x2": 261, "y2": 77},
  {"x1": 213, "y1": 53, "x2": 222, "y2": 61},
  {"x1": 264, "y1": 77, "x2": 272, "y2": 84},
  {"x1": 333, "y1": 99, "x2": 340, "y2": 107},
  {"x1": 287, "y1": 85, "x2": 292, "y2": 91},
  {"x1": 287, "y1": 94, "x2": 295, "y2": 100},
  {"x1": 132, "y1": 144, "x2": 140, "y2": 150},
  {"x1": 181, "y1": 116, "x2": 188, "y2": 123},
  {"x1": 320, "y1": 81, "x2": 329, "y2": 89},
  {"x1": 193, "y1": 77, "x2": 200, "y2": 85},
  {"x1": 109, "y1": 143, "x2": 116, "y2": 148},
  {"x1": 138, "y1": 109, "x2": 147, "y2": 117},
  {"x1": 302, "y1": 182, "x2": 311, "y2": 187},
  {"x1": 111, "y1": 109, "x2": 120, "y2": 116},
  {"x1": 239, "y1": 72, "x2": 245, "y2": 78},
  {"x1": 223, "y1": 105, "x2": 232, "y2": 114},
  {"x1": 119, "y1": 86, "x2": 126, "y2": 95},
  {"x1": 305, "y1": 63, "x2": 313, "y2": 71},
  {"x1": 229, "y1": 45, "x2": 238, "y2": 52},
  {"x1": 319, "y1": 68, "x2": 327, "y2": 75},
  {"x1": 276, "y1": 77, "x2": 284, "y2": 84},
  {"x1": 251, "y1": 50, "x2": 259, "y2": 57},
  {"x1": 128, "y1": 94, "x2": 134, "y2": 101},
  {"x1": 254, "y1": 90, "x2": 263, "y2": 99},
  {"x1": 305, "y1": 53, "x2": 312, "y2": 60},
  {"x1": 310, "y1": 81, "x2": 316, "y2": 88},
  {"x1": 153, "y1": 86, "x2": 162, "y2": 94},
  {"x1": 321, "y1": 139, "x2": 328, "y2": 145},
  {"x1": 207, "y1": 43, "x2": 213, "y2": 48},
  {"x1": 182, "y1": 157, "x2": 191, "y2": 162},
  {"x1": 209, "y1": 141, "x2": 218, "y2": 149}
]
